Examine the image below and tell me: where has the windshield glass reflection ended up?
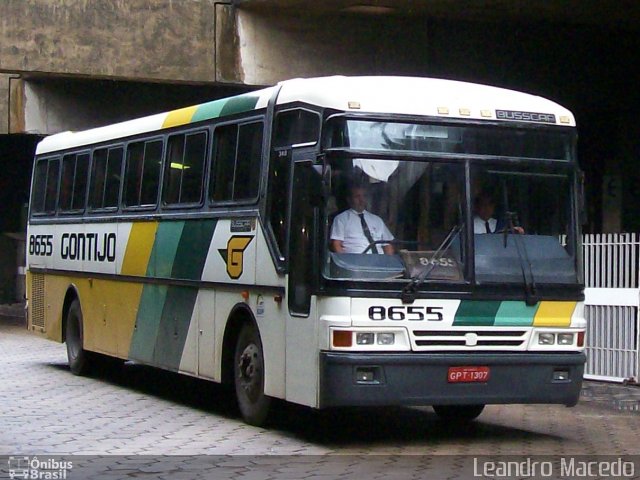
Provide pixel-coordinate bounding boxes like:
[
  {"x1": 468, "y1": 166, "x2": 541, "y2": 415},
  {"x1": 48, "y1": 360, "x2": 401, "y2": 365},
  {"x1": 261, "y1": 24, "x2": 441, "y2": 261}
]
[{"x1": 325, "y1": 156, "x2": 466, "y2": 282}]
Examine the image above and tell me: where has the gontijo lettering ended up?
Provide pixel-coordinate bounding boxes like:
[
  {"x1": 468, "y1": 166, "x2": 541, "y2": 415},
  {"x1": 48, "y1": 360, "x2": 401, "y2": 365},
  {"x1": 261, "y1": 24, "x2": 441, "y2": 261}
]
[{"x1": 61, "y1": 232, "x2": 116, "y2": 262}]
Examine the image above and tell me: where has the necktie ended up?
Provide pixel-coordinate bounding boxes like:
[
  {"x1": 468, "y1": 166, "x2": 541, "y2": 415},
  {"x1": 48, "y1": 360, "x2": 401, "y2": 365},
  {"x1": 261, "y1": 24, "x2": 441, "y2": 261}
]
[
  {"x1": 359, "y1": 213, "x2": 378, "y2": 254},
  {"x1": 485, "y1": 220, "x2": 491, "y2": 233}
]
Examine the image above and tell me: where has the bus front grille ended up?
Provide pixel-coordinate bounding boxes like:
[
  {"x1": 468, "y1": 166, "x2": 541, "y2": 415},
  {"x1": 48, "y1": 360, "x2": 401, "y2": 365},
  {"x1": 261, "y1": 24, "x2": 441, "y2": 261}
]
[
  {"x1": 31, "y1": 274, "x2": 45, "y2": 329},
  {"x1": 411, "y1": 329, "x2": 529, "y2": 350}
]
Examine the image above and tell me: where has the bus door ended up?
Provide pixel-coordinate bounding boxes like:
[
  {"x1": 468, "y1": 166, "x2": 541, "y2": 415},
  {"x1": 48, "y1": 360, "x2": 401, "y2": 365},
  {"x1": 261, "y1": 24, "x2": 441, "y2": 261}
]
[{"x1": 285, "y1": 146, "x2": 322, "y2": 406}]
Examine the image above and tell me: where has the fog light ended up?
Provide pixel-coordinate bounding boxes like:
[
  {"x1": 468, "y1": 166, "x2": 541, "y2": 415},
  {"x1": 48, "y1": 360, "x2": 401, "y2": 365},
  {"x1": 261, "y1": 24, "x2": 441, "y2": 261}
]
[
  {"x1": 558, "y1": 333, "x2": 574, "y2": 345},
  {"x1": 356, "y1": 369, "x2": 374, "y2": 382},
  {"x1": 377, "y1": 333, "x2": 395, "y2": 345},
  {"x1": 553, "y1": 370, "x2": 570, "y2": 381},
  {"x1": 356, "y1": 332, "x2": 375, "y2": 345},
  {"x1": 539, "y1": 333, "x2": 555, "y2": 345}
]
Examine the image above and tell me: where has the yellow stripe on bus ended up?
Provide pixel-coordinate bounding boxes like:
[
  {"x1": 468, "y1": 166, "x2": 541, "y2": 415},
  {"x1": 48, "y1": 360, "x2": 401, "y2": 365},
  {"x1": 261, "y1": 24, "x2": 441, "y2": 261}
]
[
  {"x1": 162, "y1": 106, "x2": 198, "y2": 128},
  {"x1": 532, "y1": 301, "x2": 576, "y2": 327},
  {"x1": 121, "y1": 222, "x2": 158, "y2": 276}
]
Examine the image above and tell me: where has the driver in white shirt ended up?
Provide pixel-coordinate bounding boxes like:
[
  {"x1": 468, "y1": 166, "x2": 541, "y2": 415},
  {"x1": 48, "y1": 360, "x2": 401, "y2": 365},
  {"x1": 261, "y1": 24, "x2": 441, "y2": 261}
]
[{"x1": 330, "y1": 185, "x2": 395, "y2": 255}]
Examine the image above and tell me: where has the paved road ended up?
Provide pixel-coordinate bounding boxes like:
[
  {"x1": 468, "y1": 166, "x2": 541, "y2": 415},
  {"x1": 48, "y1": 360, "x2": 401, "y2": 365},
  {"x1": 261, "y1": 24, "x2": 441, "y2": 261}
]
[{"x1": 1, "y1": 320, "x2": 639, "y2": 479}]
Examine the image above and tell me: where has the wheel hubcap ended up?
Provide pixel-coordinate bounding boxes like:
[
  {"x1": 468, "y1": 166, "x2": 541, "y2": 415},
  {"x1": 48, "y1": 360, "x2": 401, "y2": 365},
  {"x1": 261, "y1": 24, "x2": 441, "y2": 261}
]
[{"x1": 238, "y1": 343, "x2": 261, "y2": 401}]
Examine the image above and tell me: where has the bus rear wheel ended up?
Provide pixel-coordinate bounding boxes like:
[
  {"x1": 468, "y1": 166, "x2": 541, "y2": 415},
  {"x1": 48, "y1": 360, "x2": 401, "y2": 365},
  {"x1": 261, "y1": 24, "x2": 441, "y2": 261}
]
[
  {"x1": 234, "y1": 322, "x2": 271, "y2": 426},
  {"x1": 432, "y1": 404, "x2": 485, "y2": 422},
  {"x1": 65, "y1": 299, "x2": 91, "y2": 376}
]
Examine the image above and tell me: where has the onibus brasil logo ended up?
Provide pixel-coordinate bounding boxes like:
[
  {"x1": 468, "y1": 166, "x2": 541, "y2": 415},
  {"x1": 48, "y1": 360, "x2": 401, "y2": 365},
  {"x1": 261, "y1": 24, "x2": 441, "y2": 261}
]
[{"x1": 7, "y1": 456, "x2": 72, "y2": 479}]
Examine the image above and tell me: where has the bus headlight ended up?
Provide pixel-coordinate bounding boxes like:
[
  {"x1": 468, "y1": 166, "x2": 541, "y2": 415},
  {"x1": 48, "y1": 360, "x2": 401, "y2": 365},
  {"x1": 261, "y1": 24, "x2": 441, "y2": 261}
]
[
  {"x1": 356, "y1": 332, "x2": 375, "y2": 345},
  {"x1": 538, "y1": 333, "x2": 555, "y2": 345},
  {"x1": 557, "y1": 333, "x2": 574, "y2": 345},
  {"x1": 376, "y1": 333, "x2": 395, "y2": 345}
]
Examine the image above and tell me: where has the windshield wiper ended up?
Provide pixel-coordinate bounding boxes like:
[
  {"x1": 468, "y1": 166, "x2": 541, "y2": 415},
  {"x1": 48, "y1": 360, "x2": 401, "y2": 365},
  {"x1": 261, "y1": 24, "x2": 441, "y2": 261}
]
[
  {"x1": 501, "y1": 184, "x2": 537, "y2": 305},
  {"x1": 512, "y1": 233, "x2": 538, "y2": 306},
  {"x1": 401, "y1": 223, "x2": 462, "y2": 304}
]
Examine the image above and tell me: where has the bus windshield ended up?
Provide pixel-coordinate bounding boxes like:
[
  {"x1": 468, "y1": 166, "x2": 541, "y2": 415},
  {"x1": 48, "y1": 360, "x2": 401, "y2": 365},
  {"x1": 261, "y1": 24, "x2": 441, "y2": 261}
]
[
  {"x1": 471, "y1": 164, "x2": 578, "y2": 286},
  {"x1": 323, "y1": 144, "x2": 578, "y2": 288}
]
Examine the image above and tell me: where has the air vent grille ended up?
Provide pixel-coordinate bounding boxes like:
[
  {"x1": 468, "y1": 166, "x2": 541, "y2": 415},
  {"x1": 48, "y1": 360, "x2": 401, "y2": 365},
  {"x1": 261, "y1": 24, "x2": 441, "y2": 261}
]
[{"x1": 31, "y1": 274, "x2": 45, "y2": 329}]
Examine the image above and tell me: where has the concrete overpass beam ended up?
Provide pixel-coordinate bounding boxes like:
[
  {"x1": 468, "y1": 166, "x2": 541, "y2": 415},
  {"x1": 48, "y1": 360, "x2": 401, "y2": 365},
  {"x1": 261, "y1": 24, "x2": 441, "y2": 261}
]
[
  {"x1": 233, "y1": 9, "x2": 430, "y2": 85},
  {"x1": 0, "y1": 0, "x2": 218, "y2": 83}
]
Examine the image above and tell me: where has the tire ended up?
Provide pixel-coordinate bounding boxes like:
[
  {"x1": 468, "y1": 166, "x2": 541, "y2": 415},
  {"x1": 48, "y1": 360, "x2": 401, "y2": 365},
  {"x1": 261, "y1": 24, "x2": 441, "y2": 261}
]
[
  {"x1": 234, "y1": 322, "x2": 271, "y2": 426},
  {"x1": 65, "y1": 299, "x2": 91, "y2": 376},
  {"x1": 432, "y1": 404, "x2": 485, "y2": 423}
]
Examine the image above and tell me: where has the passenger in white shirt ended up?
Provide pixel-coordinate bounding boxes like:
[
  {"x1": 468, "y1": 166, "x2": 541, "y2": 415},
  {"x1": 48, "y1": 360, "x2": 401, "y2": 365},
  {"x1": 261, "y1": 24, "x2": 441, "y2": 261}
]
[
  {"x1": 330, "y1": 185, "x2": 395, "y2": 254},
  {"x1": 473, "y1": 192, "x2": 524, "y2": 234}
]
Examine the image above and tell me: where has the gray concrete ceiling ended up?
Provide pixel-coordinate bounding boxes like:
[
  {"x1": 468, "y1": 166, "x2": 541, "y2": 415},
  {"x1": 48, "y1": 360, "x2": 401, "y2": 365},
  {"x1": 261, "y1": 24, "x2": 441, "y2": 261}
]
[{"x1": 234, "y1": 0, "x2": 640, "y2": 29}]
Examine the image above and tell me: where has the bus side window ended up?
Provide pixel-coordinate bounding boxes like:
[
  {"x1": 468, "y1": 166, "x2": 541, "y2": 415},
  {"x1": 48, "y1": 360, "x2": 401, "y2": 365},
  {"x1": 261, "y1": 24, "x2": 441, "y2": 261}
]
[
  {"x1": 266, "y1": 149, "x2": 291, "y2": 261},
  {"x1": 211, "y1": 124, "x2": 237, "y2": 202},
  {"x1": 234, "y1": 122, "x2": 263, "y2": 199},
  {"x1": 89, "y1": 147, "x2": 123, "y2": 210},
  {"x1": 210, "y1": 121, "x2": 263, "y2": 203},
  {"x1": 31, "y1": 160, "x2": 47, "y2": 213},
  {"x1": 124, "y1": 139, "x2": 162, "y2": 207},
  {"x1": 164, "y1": 131, "x2": 207, "y2": 205},
  {"x1": 104, "y1": 148, "x2": 123, "y2": 208},
  {"x1": 273, "y1": 109, "x2": 320, "y2": 148},
  {"x1": 59, "y1": 153, "x2": 89, "y2": 212},
  {"x1": 44, "y1": 158, "x2": 60, "y2": 213},
  {"x1": 265, "y1": 109, "x2": 320, "y2": 262}
]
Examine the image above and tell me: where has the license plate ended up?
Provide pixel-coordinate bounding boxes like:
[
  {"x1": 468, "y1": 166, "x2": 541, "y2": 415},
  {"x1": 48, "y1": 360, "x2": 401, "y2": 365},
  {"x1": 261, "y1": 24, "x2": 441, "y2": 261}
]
[{"x1": 448, "y1": 366, "x2": 490, "y2": 383}]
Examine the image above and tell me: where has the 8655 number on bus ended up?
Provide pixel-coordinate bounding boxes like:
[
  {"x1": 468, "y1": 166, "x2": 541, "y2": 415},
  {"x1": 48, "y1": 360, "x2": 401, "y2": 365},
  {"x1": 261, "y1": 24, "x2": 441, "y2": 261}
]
[
  {"x1": 29, "y1": 234, "x2": 53, "y2": 256},
  {"x1": 369, "y1": 305, "x2": 443, "y2": 321}
]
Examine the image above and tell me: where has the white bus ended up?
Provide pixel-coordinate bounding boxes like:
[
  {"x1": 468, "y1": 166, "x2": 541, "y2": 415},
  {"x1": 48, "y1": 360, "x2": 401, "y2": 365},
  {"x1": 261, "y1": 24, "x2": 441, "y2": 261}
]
[{"x1": 26, "y1": 76, "x2": 586, "y2": 425}]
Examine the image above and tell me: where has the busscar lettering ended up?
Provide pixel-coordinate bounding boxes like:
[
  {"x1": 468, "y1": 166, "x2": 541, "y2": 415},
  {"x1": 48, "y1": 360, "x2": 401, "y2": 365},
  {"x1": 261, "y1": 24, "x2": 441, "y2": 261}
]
[
  {"x1": 495, "y1": 110, "x2": 557, "y2": 124},
  {"x1": 60, "y1": 232, "x2": 117, "y2": 262}
]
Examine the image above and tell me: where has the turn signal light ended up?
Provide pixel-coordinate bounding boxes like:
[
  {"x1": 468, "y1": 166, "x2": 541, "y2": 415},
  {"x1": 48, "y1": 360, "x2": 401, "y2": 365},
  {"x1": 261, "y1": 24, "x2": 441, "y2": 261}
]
[
  {"x1": 577, "y1": 331, "x2": 585, "y2": 347},
  {"x1": 333, "y1": 331, "x2": 352, "y2": 347}
]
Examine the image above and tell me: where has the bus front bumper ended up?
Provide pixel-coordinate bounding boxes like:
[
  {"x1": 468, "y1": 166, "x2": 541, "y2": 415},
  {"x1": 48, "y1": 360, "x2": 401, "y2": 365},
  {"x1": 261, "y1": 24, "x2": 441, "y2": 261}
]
[{"x1": 319, "y1": 351, "x2": 585, "y2": 408}]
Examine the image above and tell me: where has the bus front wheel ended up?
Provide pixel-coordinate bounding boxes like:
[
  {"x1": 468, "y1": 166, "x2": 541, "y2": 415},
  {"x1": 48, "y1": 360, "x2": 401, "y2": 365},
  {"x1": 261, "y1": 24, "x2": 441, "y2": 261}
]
[
  {"x1": 432, "y1": 404, "x2": 485, "y2": 422},
  {"x1": 65, "y1": 299, "x2": 91, "y2": 376},
  {"x1": 234, "y1": 322, "x2": 271, "y2": 426}
]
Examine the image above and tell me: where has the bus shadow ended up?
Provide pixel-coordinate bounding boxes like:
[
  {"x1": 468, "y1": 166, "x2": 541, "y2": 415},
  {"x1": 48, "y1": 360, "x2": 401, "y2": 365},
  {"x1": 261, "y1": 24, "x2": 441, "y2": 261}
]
[
  {"x1": 49, "y1": 357, "x2": 239, "y2": 419},
  {"x1": 48, "y1": 359, "x2": 563, "y2": 446},
  {"x1": 268, "y1": 402, "x2": 562, "y2": 446}
]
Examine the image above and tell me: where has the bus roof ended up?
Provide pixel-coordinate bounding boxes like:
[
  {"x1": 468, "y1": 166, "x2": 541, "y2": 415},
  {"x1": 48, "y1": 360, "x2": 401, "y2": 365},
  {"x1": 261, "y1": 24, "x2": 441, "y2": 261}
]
[{"x1": 36, "y1": 76, "x2": 575, "y2": 155}]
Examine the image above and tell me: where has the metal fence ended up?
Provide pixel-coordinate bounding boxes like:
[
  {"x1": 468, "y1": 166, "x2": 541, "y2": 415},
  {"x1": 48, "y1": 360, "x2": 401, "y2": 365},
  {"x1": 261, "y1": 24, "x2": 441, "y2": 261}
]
[{"x1": 582, "y1": 233, "x2": 640, "y2": 382}]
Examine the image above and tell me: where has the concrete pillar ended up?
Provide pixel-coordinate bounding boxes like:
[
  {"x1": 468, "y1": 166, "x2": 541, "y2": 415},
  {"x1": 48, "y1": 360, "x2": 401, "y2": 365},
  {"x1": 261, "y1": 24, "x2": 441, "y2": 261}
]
[{"x1": 0, "y1": 75, "x2": 10, "y2": 134}]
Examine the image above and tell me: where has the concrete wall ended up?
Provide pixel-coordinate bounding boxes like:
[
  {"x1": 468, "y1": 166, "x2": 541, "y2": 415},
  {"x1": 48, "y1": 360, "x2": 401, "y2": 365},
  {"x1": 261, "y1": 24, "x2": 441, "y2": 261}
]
[
  {"x1": 0, "y1": 0, "x2": 218, "y2": 83},
  {"x1": 234, "y1": 11, "x2": 430, "y2": 85},
  {"x1": 0, "y1": 75, "x2": 10, "y2": 134}
]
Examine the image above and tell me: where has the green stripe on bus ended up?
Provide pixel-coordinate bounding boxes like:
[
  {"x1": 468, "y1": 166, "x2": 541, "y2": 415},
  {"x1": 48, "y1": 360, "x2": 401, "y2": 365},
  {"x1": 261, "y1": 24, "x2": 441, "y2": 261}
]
[
  {"x1": 453, "y1": 300, "x2": 501, "y2": 326},
  {"x1": 148, "y1": 221, "x2": 185, "y2": 277},
  {"x1": 153, "y1": 286, "x2": 199, "y2": 371},
  {"x1": 129, "y1": 284, "x2": 168, "y2": 363},
  {"x1": 190, "y1": 98, "x2": 227, "y2": 123},
  {"x1": 494, "y1": 301, "x2": 539, "y2": 326},
  {"x1": 171, "y1": 219, "x2": 217, "y2": 281},
  {"x1": 219, "y1": 95, "x2": 260, "y2": 117}
]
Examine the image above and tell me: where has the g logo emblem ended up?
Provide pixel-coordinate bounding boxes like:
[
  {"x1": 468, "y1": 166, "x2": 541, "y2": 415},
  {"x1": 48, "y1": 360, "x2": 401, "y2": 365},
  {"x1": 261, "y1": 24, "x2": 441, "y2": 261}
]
[{"x1": 219, "y1": 236, "x2": 253, "y2": 279}]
